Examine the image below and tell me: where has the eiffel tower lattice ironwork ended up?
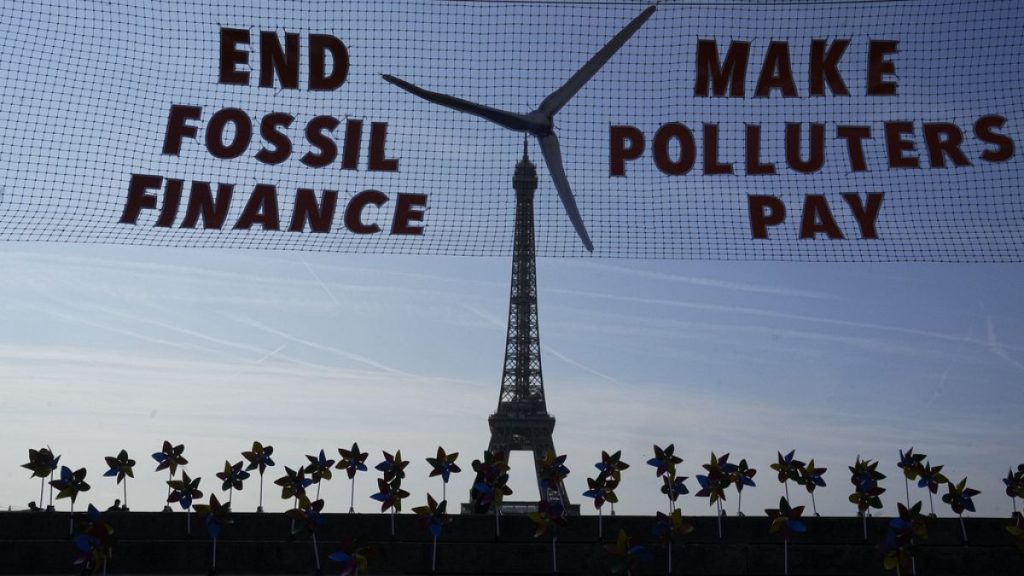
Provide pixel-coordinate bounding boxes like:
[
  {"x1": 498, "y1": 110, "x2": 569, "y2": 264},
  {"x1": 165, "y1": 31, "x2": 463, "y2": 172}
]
[{"x1": 482, "y1": 140, "x2": 573, "y2": 513}]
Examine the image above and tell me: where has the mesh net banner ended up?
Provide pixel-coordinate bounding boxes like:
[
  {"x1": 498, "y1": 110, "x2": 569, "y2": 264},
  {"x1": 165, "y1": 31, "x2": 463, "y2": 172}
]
[{"x1": 1, "y1": 0, "x2": 1022, "y2": 260}]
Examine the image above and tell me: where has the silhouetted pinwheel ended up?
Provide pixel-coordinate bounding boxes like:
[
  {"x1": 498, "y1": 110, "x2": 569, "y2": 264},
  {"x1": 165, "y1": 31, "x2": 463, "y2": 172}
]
[
  {"x1": 375, "y1": 450, "x2": 408, "y2": 483},
  {"x1": 371, "y1": 476, "x2": 409, "y2": 537},
  {"x1": 897, "y1": 448, "x2": 927, "y2": 507},
  {"x1": 730, "y1": 458, "x2": 757, "y2": 516},
  {"x1": 328, "y1": 537, "x2": 370, "y2": 576},
  {"x1": 696, "y1": 452, "x2": 736, "y2": 537},
  {"x1": 766, "y1": 496, "x2": 807, "y2": 576},
  {"x1": 102, "y1": 449, "x2": 135, "y2": 511},
  {"x1": 287, "y1": 495, "x2": 327, "y2": 574},
  {"x1": 215, "y1": 461, "x2": 249, "y2": 504},
  {"x1": 652, "y1": 508, "x2": 693, "y2": 574},
  {"x1": 660, "y1": 474, "x2": 689, "y2": 512},
  {"x1": 942, "y1": 477, "x2": 980, "y2": 543},
  {"x1": 915, "y1": 461, "x2": 948, "y2": 517},
  {"x1": 72, "y1": 504, "x2": 114, "y2": 576},
  {"x1": 771, "y1": 450, "x2": 806, "y2": 501},
  {"x1": 194, "y1": 494, "x2": 232, "y2": 575},
  {"x1": 241, "y1": 441, "x2": 275, "y2": 512},
  {"x1": 426, "y1": 446, "x2": 461, "y2": 501},
  {"x1": 537, "y1": 450, "x2": 570, "y2": 501},
  {"x1": 881, "y1": 501, "x2": 928, "y2": 575},
  {"x1": 596, "y1": 450, "x2": 629, "y2": 515},
  {"x1": 50, "y1": 466, "x2": 90, "y2": 535},
  {"x1": 798, "y1": 459, "x2": 827, "y2": 517},
  {"x1": 583, "y1": 472, "x2": 620, "y2": 539},
  {"x1": 22, "y1": 446, "x2": 60, "y2": 511},
  {"x1": 413, "y1": 494, "x2": 450, "y2": 573},
  {"x1": 336, "y1": 443, "x2": 369, "y2": 513},
  {"x1": 606, "y1": 529, "x2": 651, "y2": 576},
  {"x1": 167, "y1": 471, "x2": 203, "y2": 536},
  {"x1": 470, "y1": 449, "x2": 513, "y2": 537},
  {"x1": 1004, "y1": 464, "x2": 1024, "y2": 516},
  {"x1": 529, "y1": 500, "x2": 568, "y2": 572},
  {"x1": 849, "y1": 456, "x2": 885, "y2": 540},
  {"x1": 152, "y1": 441, "x2": 188, "y2": 512},
  {"x1": 305, "y1": 449, "x2": 336, "y2": 501},
  {"x1": 275, "y1": 466, "x2": 313, "y2": 505},
  {"x1": 647, "y1": 444, "x2": 682, "y2": 478}
]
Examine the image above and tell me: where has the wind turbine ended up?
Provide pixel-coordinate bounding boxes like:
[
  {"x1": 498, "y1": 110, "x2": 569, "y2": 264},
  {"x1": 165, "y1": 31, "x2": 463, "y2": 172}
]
[{"x1": 383, "y1": 5, "x2": 657, "y2": 252}]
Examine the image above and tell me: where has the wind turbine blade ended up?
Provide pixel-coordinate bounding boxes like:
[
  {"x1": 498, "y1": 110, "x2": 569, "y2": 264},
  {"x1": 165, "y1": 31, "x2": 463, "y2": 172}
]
[
  {"x1": 382, "y1": 74, "x2": 530, "y2": 132},
  {"x1": 538, "y1": 134, "x2": 593, "y2": 252},
  {"x1": 539, "y1": 5, "x2": 656, "y2": 117}
]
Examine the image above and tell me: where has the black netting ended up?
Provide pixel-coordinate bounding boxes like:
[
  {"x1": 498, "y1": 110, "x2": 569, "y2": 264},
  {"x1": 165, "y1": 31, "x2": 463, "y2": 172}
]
[{"x1": 1, "y1": 0, "x2": 1021, "y2": 260}]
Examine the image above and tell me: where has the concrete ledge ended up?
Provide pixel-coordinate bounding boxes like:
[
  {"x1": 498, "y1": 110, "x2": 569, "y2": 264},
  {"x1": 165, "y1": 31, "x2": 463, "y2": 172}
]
[{"x1": 1, "y1": 511, "x2": 1020, "y2": 574}]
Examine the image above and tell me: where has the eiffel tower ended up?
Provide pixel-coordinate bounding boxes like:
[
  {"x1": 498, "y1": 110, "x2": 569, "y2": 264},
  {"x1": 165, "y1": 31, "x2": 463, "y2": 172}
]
[{"x1": 474, "y1": 140, "x2": 577, "y2": 514}]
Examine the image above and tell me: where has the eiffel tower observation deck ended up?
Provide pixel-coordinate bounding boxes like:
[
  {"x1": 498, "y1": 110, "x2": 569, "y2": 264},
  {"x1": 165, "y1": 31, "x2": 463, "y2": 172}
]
[{"x1": 469, "y1": 140, "x2": 578, "y2": 515}]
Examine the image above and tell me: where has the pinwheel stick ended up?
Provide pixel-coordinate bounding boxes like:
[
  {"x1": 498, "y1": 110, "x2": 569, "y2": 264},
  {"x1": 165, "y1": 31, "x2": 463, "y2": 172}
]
[
  {"x1": 390, "y1": 509, "x2": 396, "y2": 538},
  {"x1": 784, "y1": 537, "x2": 789, "y2": 576},
  {"x1": 784, "y1": 480, "x2": 790, "y2": 502},
  {"x1": 442, "y1": 481, "x2": 446, "y2": 503},
  {"x1": 716, "y1": 500, "x2": 723, "y2": 539},
  {"x1": 431, "y1": 535, "x2": 437, "y2": 573},
  {"x1": 904, "y1": 477, "x2": 911, "y2": 507},
  {"x1": 1012, "y1": 496, "x2": 1018, "y2": 516},
  {"x1": 258, "y1": 472, "x2": 266, "y2": 512},
  {"x1": 738, "y1": 490, "x2": 743, "y2": 516},
  {"x1": 68, "y1": 501, "x2": 74, "y2": 537},
  {"x1": 598, "y1": 506, "x2": 603, "y2": 540},
  {"x1": 164, "y1": 470, "x2": 173, "y2": 512},
  {"x1": 552, "y1": 535, "x2": 558, "y2": 573},
  {"x1": 494, "y1": 505, "x2": 500, "y2": 538},
  {"x1": 212, "y1": 537, "x2": 218, "y2": 575},
  {"x1": 187, "y1": 507, "x2": 192, "y2": 537},
  {"x1": 928, "y1": 492, "x2": 935, "y2": 516},
  {"x1": 959, "y1": 513, "x2": 968, "y2": 543},
  {"x1": 312, "y1": 532, "x2": 321, "y2": 573},
  {"x1": 349, "y1": 478, "x2": 355, "y2": 514},
  {"x1": 48, "y1": 470, "x2": 54, "y2": 509},
  {"x1": 811, "y1": 492, "x2": 818, "y2": 517},
  {"x1": 123, "y1": 480, "x2": 129, "y2": 510},
  {"x1": 862, "y1": 513, "x2": 868, "y2": 541}
]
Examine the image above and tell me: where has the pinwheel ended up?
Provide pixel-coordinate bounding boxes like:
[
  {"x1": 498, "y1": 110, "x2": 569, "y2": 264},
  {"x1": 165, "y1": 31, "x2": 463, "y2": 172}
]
[
  {"x1": 50, "y1": 466, "x2": 90, "y2": 535},
  {"x1": 72, "y1": 504, "x2": 114, "y2": 576},
  {"x1": 652, "y1": 508, "x2": 693, "y2": 574},
  {"x1": 274, "y1": 466, "x2": 313, "y2": 512},
  {"x1": 606, "y1": 529, "x2": 651, "y2": 576},
  {"x1": 22, "y1": 446, "x2": 60, "y2": 511},
  {"x1": 152, "y1": 441, "x2": 188, "y2": 511},
  {"x1": 1004, "y1": 464, "x2": 1024, "y2": 515},
  {"x1": 193, "y1": 494, "x2": 232, "y2": 575},
  {"x1": 102, "y1": 449, "x2": 135, "y2": 511},
  {"x1": 375, "y1": 450, "x2": 408, "y2": 483},
  {"x1": 583, "y1": 473, "x2": 620, "y2": 539},
  {"x1": 596, "y1": 450, "x2": 629, "y2": 515},
  {"x1": 770, "y1": 450, "x2": 806, "y2": 501},
  {"x1": 881, "y1": 501, "x2": 928, "y2": 575},
  {"x1": 942, "y1": 477, "x2": 980, "y2": 543},
  {"x1": 336, "y1": 442, "x2": 369, "y2": 513},
  {"x1": 370, "y1": 477, "x2": 409, "y2": 537},
  {"x1": 661, "y1": 474, "x2": 689, "y2": 506},
  {"x1": 696, "y1": 452, "x2": 736, "y2": 537},
  {"x1": 915, "y1": 461, "x2": 948, "y2": 517},
  {"x1": 413, "y1": 494, "x2": 450, "y2": 573},
  {"x1": 328, "y1": 537, "x2": 370, "y2": 576},
  {"x1": 1008, "y1": 512, "x2": 1024, "y2": 549},
  {"x1": 286, "y1": 495, "x2": 326, "y2": 574},
  {"x1": 529, "y1": 500, "x2": 568, "y2": 572},
  {"x1": 242, "y1": 441, "x2": 275, "y2": 512},
  {"x1": 167, "y1": 471, "x2": 203, "y2": 536},
  {"x1": 215, "y1": 460, "x2": 250, "y2": 504},
  {"x1": 426, "y1": 446, "x2": 461, "y2": 501},
  {"x1": 730, "y1": 458, "x2": 757, "y2": 516},
  {"x1": 897, "y1": 448, "x2": 927, "y2": 507},
  {"x1": 537, "y1": 451, "x2": 570, "y2": 502},
  {"x1": 798, "y1": 459, "x2": 827, "y2": 517},
  {"x1": 849, "y1": 456, "x2": 885, "y2": 540},
  {"x1": 647, "y1": 444, "x2": 682, "y2": 479},
  {"x1": 766, "y1": 497, "x2": 807, "y2": 576},
  {"x1": 305, "y1": 449, "x2": 336, "y2": 500},
  {"x1": 469, "y1": 450, "x2": 512, "y2": 537}
]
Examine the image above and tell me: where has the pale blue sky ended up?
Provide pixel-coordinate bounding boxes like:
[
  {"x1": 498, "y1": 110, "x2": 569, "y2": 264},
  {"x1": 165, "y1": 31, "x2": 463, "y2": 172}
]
[{"x1": 1, "y1": 244, "x2": 1022, "y2": 518}]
